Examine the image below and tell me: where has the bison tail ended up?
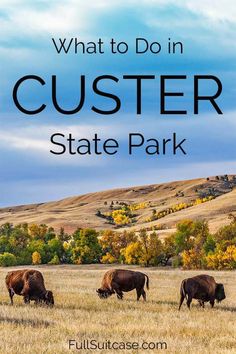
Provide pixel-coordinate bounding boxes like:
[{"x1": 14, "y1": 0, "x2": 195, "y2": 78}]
[
  {"x1": 144, "y1": 274, "x2": 149, "y2": 290},
  {"x1": 180, "y1": 280, "x2": 186, "y2": 298}
]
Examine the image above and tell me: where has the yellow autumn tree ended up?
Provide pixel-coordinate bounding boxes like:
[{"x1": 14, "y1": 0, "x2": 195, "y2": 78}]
[
  {"x1": 99, "y1": 230, "x2": 137, "y2": 262},
  {"x1": 182, "y1": 249, "x2": 203, "y2": 269},
  {"x1": 122, "y1": 242, "x2": 143, "y2": 265},
  {"x1": 139, "y1": 230, "x2": 163, "y2": 266},
  {"x1": 28, "y1": 224, "x2": 47, "y2": 239},
  {"x1": 100, "y1": 252, "x2": 117, "y2": 264},
  {"x1": 112, "y1": 210, "x2": 131, "y2": 225},
  {"x1": 206, "y1": 245, "x2": 236, "y2": 270},
  {"x1": 129, "y1": 202, "x2": 148, "y2": 211},
  {"x1": 32, "y1": 251, "x2": 41, "y2": 265}
]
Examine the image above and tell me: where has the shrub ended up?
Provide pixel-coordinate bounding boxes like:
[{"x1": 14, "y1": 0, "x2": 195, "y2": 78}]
[
  {"x1": 100, "y1": 252, "x2": 117, "y2": 264},
  {"x1": 206, "y1": 245, "x2": 236, "y2": 270},
  {"x1": 182, "y1": 249, "x2": 203, "y2": 269},
  {"x1": 32, "y1": 251, "x2": 41, "y2": 265},
  {"x1": 122, "y1": 242, "x2": 143, "y2": 265},
  {"x1": 49, "y1": 254, "x2": 60, "y2": 265},
  {"x1": 172, "y1": 255, "x2": 182, "y2": 268},
  {"x1": 0, "y1": 252, "x2": 17, "y2": 267},
  {"x1": 112, "y1": 210, "x2": 131, "y2": 225}
]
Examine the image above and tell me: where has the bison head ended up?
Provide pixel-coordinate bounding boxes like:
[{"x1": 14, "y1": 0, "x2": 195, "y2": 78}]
[
  {"x1": 96, "y1": 288, "x2": 113, "y2": 299},
  {"x1": 44, "y1": 290, "x2": 54, "y2": 306},
  {"x1": 215, "y1": 283, "x2": 226, "y2": 302}
]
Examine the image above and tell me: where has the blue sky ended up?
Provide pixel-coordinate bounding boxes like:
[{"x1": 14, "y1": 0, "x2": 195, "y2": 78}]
[{"x1": 0, "y1": 0, "x2": 236, "y2": 206}]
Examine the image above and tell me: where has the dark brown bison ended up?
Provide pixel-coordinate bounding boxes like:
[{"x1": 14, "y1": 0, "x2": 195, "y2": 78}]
[
  {"x1": 5, "y1": 269, "x2": 54, "y2": 306},
  {"x1": 96, "y1": 269, "x2": 149, "y2": 301},
  {"x1": 179, "y1": 274, "x2": 225, "y2": 310}
]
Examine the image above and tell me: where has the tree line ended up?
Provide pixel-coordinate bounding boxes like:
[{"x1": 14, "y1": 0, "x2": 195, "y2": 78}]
[
  {"x1": 0, "y1": 216, "x2": 235, "y2": 269},
  {"x1": 96, "y1": 196, "x2": 216, "y2": 226}
]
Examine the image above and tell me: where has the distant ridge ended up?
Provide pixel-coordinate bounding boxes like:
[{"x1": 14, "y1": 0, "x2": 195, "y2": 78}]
[{"x1": 0, "y1": 175, "x2": 236, "y2": 236}]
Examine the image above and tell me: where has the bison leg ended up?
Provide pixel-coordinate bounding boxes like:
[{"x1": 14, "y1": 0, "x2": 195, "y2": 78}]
[
  {"x1": 136, "y1": 288, "x2": 142, "y2": 301},
  {"x1": 186, "y1": 296, "x2": 192, "y2": 310},
  {"x1": 178, "y1": 293, "x2": 185, "y2": 310},
  {"x1": 141, "y1": 289, "x2": 146, "y2": 301},
  {"x1": 210, "y1": 299, "x2": 215, "y2": 308},
  {"x1": 116, "y1": 291, "x2": 123, "y2": 300},
  {"x1": 24, "y1": 295, "x2": 30, "y2": 304},
  {"x1": 136, "y1": 288, "x2": 146, "y2": 301},
  {"x1": 112, "y1": 282, "x2": 123, "y2": 300},
  {"x1": 198, "y1": 300, "x2": 205, "y2": 308},
  {"x1": 8, "y1": 288, "x2": 14, "y2": 305}
]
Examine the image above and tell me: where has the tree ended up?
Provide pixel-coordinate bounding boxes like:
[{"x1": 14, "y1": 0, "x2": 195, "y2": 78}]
[
  {"x1": 49, "y1": 254, "x2": 60, "y2": 265},
  {"x1": 48, "y1": 238, "x2": 64, "y2": 260},
  {"x1": 28, "y1": 224, "x2": 48, "y2": 239},
  {"x1": 112, "y1": 210, "x2": 131, "y2": 225},
  {"x1": 101, "y1": 252, "x2": 117, "y2": 264},
  {"x1": 0, "y1": 235, "x2": 10, "y2": 254},
  {"x1": 17, "y1": 249, "x2": 32, "y2": 265},
  {"x1": 27, "y1": 239, "x2": 48, "y2": 263},
  {"x1": 182, "y1": 249, "x2": 204, "y2": 269},
  {"x1": 44, "y1": 227, "x2": 56, "y2": 242},
  {"x1": 0, "y1": 223, "x2": 14, "y2": 237},
  {"x1": 99, "y1": 230, "x2": 137, "y2": 262},
  {"x1": 162, "y1": 234, "x2": 176, "y2": 265},
  {"x1": 61, "y1": 241, "x2": 73, "y2": 263},
  {"x1": 57, "y1": 227, "x2": 70, "y2": 242},
  {"x1": 32, "y1": 251, "x2": 41, "y2": 265},
  {"x1": 72, "y1": 229, "x2": 102, "y2": 264},
  {"x1": 203, "y1": 235, "x2": 216, "y2": 254},
  {"x1": 96, "y1": 210, "x2": 101, "y2": 217},
  {"x1": 8, "y1": 225, "x2": 30, "y2": 253},
  {"x1": 0, "y1": 252, "x2": 17, "y2": 266},
  {"x1": 192, "y1": 220, "x2": 209, "y2": 250},
  {"x1": 174, "y1": 220, "x2": 195, "y2": 254},
  {"x1": 206, "y1": 245, "x2": 236, "y2": 270},
  {"x1": 139, "y1": 230, "x2": 163, "y2": 266},
  {"x1": 215, "y1": 219, "x2": 236, "y2": 250},
  {"x1": 122, "y1": 242, "x2": 143, "y2": 265}
]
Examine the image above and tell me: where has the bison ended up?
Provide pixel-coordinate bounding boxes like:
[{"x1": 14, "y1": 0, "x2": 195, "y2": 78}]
[
  {"x1": 5, "y1": 269, "x2": 54, "y2": 306},
  {"x1": 178, "y1": 274, "x2": 225, "y2": 310},
  {"x1": 96, "y1": 269, "x2": 149, "y2": 301}
]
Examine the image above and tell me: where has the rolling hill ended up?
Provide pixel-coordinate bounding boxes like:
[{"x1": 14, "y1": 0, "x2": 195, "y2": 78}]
[{"x1": 0, "y1": 175, "x2": 236, "y2": 236}]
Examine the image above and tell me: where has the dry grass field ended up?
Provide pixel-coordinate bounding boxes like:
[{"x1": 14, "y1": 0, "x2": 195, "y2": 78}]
[{"x1": 0, "y1": 265, "x2": 235, "y2": 354}]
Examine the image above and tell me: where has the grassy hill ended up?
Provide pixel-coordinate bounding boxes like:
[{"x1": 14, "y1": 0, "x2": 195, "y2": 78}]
[{"x1": 0, "y1": 175, "x2": 236, "y2": 235}]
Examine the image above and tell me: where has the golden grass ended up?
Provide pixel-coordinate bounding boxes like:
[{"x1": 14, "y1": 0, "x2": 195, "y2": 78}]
[
  {"x1": 0, "y1": 176, "x2": 235, "y2": 234},
  {"x1": 0, "y1": 265, "x2": 235, "y2": 354}
]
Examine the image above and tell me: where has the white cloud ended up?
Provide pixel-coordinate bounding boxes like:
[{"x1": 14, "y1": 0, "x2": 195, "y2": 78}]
[
  {"x1": 183, "y1": 0, "x2": 236, "y2": 23},
  {"x1": 141, "y1": 0, "x2": 236, "y2": 23},
  {"x1": 0, "y1": 111, "x2": 230, "y2": 166},
  {"x1": 0, "y1": 123, "x2": 126, "y2": 166},
  {"x1": 1, "y1": 108, "x2": 235, "y2": 156},
  {"x1": 0, "y1": 133, "x2": 49, "y2": 152},
  {"x1": 1, "y1": 0, "x2": 236, "y2": 42}
]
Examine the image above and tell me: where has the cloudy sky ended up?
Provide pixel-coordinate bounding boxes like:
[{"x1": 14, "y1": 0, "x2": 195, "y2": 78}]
[{"x1": 0, "y1": 0, "x2": 236, "y2": 206}]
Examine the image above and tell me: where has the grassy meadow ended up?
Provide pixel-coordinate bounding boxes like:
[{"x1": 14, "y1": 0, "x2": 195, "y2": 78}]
[{"x1": 0, "y1": 265, "x2": 235, "y2": 354}]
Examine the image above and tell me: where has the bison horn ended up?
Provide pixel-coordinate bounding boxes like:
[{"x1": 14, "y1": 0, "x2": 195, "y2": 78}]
[{"x1": 96, "y1": 289, "x2": 99, "y2": 293}]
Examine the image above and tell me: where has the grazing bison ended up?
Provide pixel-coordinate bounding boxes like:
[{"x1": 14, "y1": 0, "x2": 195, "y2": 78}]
[
  {"x1": 179, "y1": 274, "x2": 225, "y2": 310},
  {"x1": 5, "y1": 269, "x2": 54, "y2": 306},
  {"x1": 96, "y1": 269, "x2": 149, "y2": 301}
]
